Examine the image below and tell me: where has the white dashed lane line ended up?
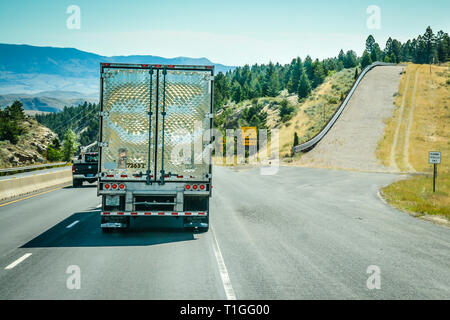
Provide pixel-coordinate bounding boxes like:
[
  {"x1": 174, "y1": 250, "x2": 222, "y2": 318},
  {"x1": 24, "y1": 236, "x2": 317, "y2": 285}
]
[
  {"x1": 66, "y1": 220, "x2": 80, "y2": 228},
  {"x1": 4, "y1": 253, "x2": 32, "y2": 270}
]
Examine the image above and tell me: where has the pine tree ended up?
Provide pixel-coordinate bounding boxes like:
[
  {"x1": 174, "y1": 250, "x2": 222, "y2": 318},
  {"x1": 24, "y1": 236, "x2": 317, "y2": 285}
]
[
  {"x1": 288, "y1": 57, "x2": 304, "y2": 94},
  {"x1": 371, "y1": 43, "x2": 381, "y2": 62},
  {"x1": 344, "y1": 50, "x2": 357, "y2": 68},
  {"x1": 361, "y1": 50, "x2": 373, "y2": 69},
  {"x1": 311, "y1": 59, "x2": 325, "y2": 88},
  {"x1": 423, "y1": 26, "x2": 437, "y2": 63},
  {"x1": 365, "y1": 35, "x2": 376, "y2": 53},
  {"x1": 297, "y1": 73, "x2": 311, "y2": 101}
]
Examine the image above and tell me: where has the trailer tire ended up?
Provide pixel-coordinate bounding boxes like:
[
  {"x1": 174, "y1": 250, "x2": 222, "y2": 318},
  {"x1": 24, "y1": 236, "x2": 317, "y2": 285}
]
[
  {"x1": 73, "y1": 179, "x2": 82, "y2": 188},
  {"x1": 197, "y1": 214, "x2": 209, "y2": 233}
]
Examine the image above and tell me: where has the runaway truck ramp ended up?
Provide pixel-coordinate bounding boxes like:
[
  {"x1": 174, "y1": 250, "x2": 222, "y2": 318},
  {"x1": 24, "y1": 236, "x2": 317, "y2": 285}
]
[
  {"x1": 294, "y1": 62, "x2": 404, "y2": 172},
  {"x1": 293, "y1": 62, "x2": 396, "y2": 153}
]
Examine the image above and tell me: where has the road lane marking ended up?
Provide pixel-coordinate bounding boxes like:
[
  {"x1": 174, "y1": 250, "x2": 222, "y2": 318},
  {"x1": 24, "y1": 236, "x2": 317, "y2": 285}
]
[
  {"x1": 0, "y1": 184, "x2": 71, "y2": 208},
  {"x1": 66, "y1": 220, "x2": 79, "y2": 228},
  {"x1": 5, "y1": 253, "x2": 32, "y2": 270},
  {"x1": 211, "y1": 226, "x2": 236, "y2": 300}
]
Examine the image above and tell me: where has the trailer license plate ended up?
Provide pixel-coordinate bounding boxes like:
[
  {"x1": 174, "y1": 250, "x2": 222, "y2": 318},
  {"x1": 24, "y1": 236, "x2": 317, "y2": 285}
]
[{"x1": 106, "y1": 196, "x2": 120, "y2": 206}]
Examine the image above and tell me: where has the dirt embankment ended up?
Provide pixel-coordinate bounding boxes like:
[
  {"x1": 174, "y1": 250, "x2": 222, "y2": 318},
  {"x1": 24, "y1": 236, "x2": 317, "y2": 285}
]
[{"x1": 292, "y1": 65, "x2": 404, "y2": 172}]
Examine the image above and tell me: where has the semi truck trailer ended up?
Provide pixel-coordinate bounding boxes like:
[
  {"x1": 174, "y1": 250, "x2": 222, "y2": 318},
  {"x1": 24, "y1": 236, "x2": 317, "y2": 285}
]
[{"x1": 97, "y1": 63, "x2": 214, "y2": 232}]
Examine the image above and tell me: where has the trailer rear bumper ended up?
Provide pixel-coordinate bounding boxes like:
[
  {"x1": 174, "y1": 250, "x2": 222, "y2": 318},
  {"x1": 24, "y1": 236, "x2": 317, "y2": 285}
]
[{"x1": 101, "y1": 211, "x2": 208, "y2": 217}]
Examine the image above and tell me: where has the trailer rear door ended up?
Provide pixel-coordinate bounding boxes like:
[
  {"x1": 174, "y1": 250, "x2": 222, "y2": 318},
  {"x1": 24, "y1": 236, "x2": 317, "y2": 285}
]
[{"x1": 99, "y1": 64, "x2": 213, "y2": 183}]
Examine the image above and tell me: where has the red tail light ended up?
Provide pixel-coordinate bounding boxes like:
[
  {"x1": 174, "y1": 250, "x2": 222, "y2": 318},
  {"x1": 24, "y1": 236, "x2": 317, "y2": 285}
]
[
  {"x1": 200, "y1": 184, "x2": 205, "y2": 190},
  {"x1": 104, "y1": 184, "x2": 110, "y2": 190},
  {"x1": 112, "y1": 184, "x2": 118, "y2": 190},
  {"x1": 193, "y1": 185, "x2": 198, "y2": 190},
  {"x1": 72, "y1": 165, "x2": 75, "y2": 173},
  {"x1": 119, "y1": 184, "x2": 125, "y2": 190},
  {"x1": 185, "y1": 184, "x2": 191, "y2": 190}
]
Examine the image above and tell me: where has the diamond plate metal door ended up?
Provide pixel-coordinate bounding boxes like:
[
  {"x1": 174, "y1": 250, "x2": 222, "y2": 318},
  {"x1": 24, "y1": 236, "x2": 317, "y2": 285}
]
[
  {"x1": 100, "y1": 67, "x2": 157, "y2": 178},
  {"x1": 155, "y1": 69, "x2": 212, "y2": 182}
]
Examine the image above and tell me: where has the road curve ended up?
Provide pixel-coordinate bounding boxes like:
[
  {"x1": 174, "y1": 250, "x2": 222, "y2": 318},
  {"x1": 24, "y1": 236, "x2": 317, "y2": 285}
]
[{"x1": 0, "y1": 166, "x2": 449, "y2": 299}]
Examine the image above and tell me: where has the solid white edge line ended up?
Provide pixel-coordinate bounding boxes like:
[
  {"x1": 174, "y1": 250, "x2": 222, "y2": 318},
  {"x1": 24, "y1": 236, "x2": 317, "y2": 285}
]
[
  {"x1": 5, "y1": 253, "x2": 32, "y2": 270},
  {"x1": 66, "y1": 220, "x2": 80, "y2": 228},
  {"x1": 210, "y1": 226, "x2": 237, "y2": 300}
]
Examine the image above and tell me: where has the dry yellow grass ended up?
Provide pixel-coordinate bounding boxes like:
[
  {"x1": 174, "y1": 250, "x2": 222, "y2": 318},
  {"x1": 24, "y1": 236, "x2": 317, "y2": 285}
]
[
  {"x1": 379, "y1": 63, "x2": 450, "y2": 220},
  {"x1": 377, "y1": 63, "x2": 450, "y2": 173},
  {"x1": 278, "y1": 68, "x2": 354, "y2": 156}
]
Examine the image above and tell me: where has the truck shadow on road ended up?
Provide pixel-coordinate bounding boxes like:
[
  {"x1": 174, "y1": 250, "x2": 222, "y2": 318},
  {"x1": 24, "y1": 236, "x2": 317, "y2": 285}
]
[
  {"x1": 21, "y1": 210, "x2": 197, "y2": 248},
  {"x1": 63, "y1": 184, "x2": 97, "y2": 189}
]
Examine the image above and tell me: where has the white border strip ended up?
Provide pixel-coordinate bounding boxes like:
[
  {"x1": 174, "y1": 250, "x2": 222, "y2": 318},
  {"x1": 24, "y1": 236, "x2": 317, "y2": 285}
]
[
  {"x1": 5, "y1": 253, "x2": 32, "y2": 270},
  {"x1": 211, "y1": 226, "x2": 236, "y2": 300}
]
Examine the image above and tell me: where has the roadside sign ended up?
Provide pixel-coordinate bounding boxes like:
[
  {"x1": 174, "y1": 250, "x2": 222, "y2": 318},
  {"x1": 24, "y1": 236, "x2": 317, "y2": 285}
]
[
  {"x1": 429, "y1": 151, "x2": 441, "y2": 193},
  {"x1": 241, "y1": 127, "x2": 257, "y2": 146},
  {"x1": 429, "y1": 151, "x2": 441, "y2": 164}
]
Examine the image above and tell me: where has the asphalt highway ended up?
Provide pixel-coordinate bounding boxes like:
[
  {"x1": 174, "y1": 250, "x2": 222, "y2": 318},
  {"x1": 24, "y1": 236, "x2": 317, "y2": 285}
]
[{"x1": 0, "y1": 166, "x2": 448, "y2": 299}]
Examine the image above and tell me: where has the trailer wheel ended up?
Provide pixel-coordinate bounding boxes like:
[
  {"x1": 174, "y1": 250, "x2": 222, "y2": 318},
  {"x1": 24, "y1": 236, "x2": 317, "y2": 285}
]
[
  {"x1": 197, "y1": 215, "x2": 209, "y2": 233},
  {"x1": 73, "y1": 179, "x2": 82, "y2": 188}
]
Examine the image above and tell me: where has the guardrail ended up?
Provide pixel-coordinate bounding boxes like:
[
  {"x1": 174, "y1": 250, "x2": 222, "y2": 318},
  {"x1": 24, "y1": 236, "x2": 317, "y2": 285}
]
[
  {"x1": 0, "y1": 162, "x2": 68, "y2": 175},
  {"x1": 292, "y1": 62, "x2": 397, "y2": 153}
]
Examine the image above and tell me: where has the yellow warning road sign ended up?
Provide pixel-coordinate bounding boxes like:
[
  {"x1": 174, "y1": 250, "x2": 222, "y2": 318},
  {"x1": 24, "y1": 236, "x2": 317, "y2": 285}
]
[{"x1": 241, "y1": 127, "x2": 257, "y2": 146}]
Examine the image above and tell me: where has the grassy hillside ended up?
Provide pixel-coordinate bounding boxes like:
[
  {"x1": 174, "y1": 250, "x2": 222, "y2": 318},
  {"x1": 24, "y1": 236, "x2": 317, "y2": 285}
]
[
  {"x1": 212, "y1": 67, "x2": 356, "y2": 164},
  {"x1": 377, "y1": 63, "x2": 450, "y2": 173},
  {"x1": 378, "y1": 63, "x2": 450, "y2": 220},
  {"x1": 278, "y1": 68, "x2": 355, "y2": 157}
]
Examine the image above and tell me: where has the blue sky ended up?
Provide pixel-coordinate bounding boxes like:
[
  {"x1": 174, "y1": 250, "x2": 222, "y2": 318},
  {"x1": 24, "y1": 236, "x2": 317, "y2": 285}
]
[{"x1": 0, "y1": 0, "x2": 448, "y2": 66}]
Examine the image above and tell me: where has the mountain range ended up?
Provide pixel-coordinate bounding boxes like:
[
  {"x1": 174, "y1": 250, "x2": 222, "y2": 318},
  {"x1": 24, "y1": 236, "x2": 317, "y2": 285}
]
[{"x1": 0, "y1": 43, "x2": 234, "y2": 112}]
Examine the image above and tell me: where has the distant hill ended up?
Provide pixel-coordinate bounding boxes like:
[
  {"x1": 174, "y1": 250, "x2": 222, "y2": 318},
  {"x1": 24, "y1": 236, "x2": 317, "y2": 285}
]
[
  {"x1": 0, "y1": 91, "x2": 98, "y2": 112},
  {"x1": 0, "y1": 43, "x2": 235, "y2": 104}
]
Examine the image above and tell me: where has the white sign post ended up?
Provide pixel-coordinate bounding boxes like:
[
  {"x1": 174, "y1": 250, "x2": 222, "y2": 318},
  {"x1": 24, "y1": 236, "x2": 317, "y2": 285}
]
[{"x1": 429, "y1": 151, "x2": 441, "y2": 192}]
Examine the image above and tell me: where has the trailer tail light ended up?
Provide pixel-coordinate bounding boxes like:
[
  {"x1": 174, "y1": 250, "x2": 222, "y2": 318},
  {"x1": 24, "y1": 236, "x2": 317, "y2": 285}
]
[
  {"x1": 112, "y1": 183, "x2": 118, "y2": 190},
  {"x1": 168, "y1": 65, "x2": 175, "y2": 68},
  {"x1": 119, "y1": 184, "x2": 125, "y2": 190},
  {"x1": 193, "y1": 185, "x2": 198, "y2": 190},
  {"x1": 200, "y1": 184, "x2": 205, "y2": 190},
  {"x1": 155, "y1": 64, "x2": 161, "y2": 68},
  {"x1": 104, "y1": 184, "x2": 110, "y2": 190},
  {"x1": 185, "y1": 184, "x2": 191, "y2": 190},
  {"x1": 72, "y1": 165, "x2": 75, "y2": 173},
  {"x1": 141, "y1": 64, "x2": 148, "y2": 67}
]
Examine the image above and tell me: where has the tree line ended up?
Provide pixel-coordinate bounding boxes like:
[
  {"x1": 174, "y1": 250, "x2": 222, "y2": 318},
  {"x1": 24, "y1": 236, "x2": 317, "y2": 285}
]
[
  {"x1": 214, "y1": 26, "x2": 449, "y2": 110},
  {"x1": 35, "y1": 101, "x2": 99, "y2": 146},
  {"x1": 361, "y1": 26, "x2": 449, "y2": 69}
]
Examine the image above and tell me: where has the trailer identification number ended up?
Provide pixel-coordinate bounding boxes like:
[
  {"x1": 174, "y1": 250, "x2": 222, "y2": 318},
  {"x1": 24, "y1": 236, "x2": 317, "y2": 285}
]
[{"x1": 127, "y1": 162, "x2": 146, "y2": 169}]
